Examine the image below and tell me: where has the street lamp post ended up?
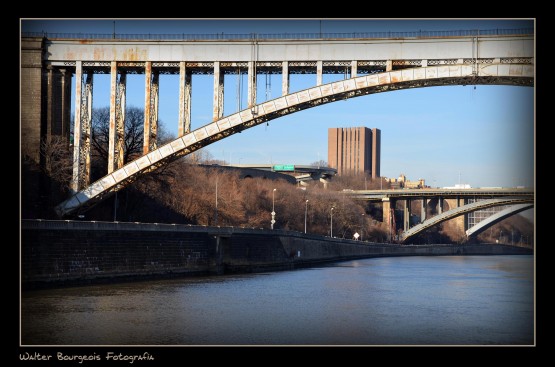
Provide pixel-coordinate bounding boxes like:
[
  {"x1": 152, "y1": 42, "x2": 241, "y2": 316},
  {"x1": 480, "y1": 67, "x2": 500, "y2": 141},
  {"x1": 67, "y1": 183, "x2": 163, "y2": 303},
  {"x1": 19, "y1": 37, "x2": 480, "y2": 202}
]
[
  {"x1": 304, "y1": 199, "x2": 309, "y2": 234},
  {"x1": 215, "y1": 177, "x2": 218, "y2": 225},
  {"x1": 271, "y1": 188, "x2": 276, "y2": 229},
  {"x1": 361, "y1": 213, "x2": 365, "y2": 241},
  {"x1": 330, "y1": 207, "x2": 334, "y2": 237},
  {"x1": 113, "y1": 192, "x2": 118, "y2": 222}
]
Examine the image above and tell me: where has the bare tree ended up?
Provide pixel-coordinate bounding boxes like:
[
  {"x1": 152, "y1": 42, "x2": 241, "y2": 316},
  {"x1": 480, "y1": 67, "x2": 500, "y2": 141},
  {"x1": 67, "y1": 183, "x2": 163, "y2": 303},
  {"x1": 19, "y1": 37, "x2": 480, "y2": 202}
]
[
  {"x1": 310, "y1": 160, "x2": 328, "y2": 167},
  {"x1": 40, "y1": 136, "x2": 72, "y2": 188},
  {"x1": 183, "y1": 149, "x2": 215, "y2": 165},
  {"x1": 90, "y1": 106, "x2": 172, "y2": 164}
]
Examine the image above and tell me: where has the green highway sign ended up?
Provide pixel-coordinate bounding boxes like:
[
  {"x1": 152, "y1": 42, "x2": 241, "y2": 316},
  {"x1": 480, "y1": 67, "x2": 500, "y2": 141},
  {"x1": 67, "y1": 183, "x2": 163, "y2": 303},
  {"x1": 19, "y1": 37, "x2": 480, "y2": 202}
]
[{"x1": 273, "y1": 164, "x2": 295, "y2": 171}]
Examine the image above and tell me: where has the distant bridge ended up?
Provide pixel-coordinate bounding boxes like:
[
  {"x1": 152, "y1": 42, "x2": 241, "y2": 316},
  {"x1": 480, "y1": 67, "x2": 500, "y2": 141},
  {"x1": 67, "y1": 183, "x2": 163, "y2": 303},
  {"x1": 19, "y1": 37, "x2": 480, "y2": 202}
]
[
  {"x1": 344, "y1": 188, "x2": 534, "y2": 243},
  {"x1": 229, "y1": 164, "x2": 336, "y2": 184},
  {"x1": 400, "y1": 198, "x2": 533, "y2": 242},
  {"x1": 465, "y1": 203, "x2": 534, "y2": 238},
  {"x1": 345, "y1": 188, "x2": 533, "y2": 201}
]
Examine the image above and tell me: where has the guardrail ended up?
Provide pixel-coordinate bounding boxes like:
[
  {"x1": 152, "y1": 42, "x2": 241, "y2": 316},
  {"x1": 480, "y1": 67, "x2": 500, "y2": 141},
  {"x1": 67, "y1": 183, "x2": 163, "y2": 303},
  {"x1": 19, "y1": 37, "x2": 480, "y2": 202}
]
[{"x1": 21, "y1": 28, "x2": 534, "y2": 41}]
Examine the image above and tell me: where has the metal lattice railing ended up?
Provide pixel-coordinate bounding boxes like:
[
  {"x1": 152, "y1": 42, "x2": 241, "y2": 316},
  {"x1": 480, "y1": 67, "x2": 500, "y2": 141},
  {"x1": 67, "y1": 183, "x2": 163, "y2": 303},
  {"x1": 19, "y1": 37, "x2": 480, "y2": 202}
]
[{"x1": 21, "y1": 28, "x2": 534, "y2": 41}]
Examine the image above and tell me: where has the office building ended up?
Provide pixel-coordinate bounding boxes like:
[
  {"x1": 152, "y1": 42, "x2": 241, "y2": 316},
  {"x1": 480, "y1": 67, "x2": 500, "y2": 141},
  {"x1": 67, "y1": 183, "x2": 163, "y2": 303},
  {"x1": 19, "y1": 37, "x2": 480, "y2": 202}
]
[{"x1": 328, "y1": 127, "x2": 380, "y2": 177}]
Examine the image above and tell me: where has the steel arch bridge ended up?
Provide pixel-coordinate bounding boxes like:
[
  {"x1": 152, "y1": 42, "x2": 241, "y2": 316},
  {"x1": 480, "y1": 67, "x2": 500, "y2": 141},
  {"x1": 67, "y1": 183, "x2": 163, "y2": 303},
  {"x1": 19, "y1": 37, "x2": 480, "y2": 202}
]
[
  {"x1": 400, "y1": 198, "x2": 534, "y2": 243},
  {"x1": 20, "y1": 30, "x2": 532, "y2": 217},
  {"x1": 55, "y1": 64, "x2": 533, "y2": 216},
  {"x1": 465, "y1": 203, "x2": 534, "y2": 238}
]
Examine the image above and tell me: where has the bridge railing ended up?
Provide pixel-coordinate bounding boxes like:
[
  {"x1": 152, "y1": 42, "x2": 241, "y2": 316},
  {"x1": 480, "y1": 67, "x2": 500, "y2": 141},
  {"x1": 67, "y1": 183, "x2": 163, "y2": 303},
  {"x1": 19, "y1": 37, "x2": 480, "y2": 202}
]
[{"x1": 21, "y1": 28, "x2": 534, "y2": 41}]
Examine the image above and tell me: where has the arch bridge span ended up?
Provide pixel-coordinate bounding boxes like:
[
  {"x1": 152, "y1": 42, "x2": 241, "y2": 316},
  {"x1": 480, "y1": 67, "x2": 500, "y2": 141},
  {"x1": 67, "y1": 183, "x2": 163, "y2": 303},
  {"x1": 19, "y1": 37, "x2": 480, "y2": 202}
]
[
  {"x1": 345, "y1": 189, "x2": 534, "y2": 242},
  {"x1": 55, "y1": 63, "x2": 532, "y2": 216},
  {"x1": 400, "y1": 198, "x2": 534, "y2": 243},
  {"x1": 19, "y1": 31, "x2": 532, "y2": 216}
]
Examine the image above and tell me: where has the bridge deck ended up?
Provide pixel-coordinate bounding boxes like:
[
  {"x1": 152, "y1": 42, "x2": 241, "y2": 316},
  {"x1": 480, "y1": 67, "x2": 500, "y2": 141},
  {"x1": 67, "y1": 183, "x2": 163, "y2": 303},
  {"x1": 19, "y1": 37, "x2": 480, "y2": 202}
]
[{"x1": 346, "y1": 188, "x2": 534, "y2": 201}]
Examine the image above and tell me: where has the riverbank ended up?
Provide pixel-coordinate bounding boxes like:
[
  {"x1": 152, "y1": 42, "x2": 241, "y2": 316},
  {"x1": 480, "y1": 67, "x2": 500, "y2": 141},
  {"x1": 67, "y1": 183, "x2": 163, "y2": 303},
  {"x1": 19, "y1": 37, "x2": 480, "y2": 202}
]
[{"x1": 21, "y1": 220, "x2": 532, "y2": 289}]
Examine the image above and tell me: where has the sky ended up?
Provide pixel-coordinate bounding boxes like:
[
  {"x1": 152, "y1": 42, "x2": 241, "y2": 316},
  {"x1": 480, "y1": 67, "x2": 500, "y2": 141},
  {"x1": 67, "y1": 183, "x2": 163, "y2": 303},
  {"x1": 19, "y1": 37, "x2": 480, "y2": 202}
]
[{"x1": 21, "y1": 19, "x2": 535, "y2": 190}]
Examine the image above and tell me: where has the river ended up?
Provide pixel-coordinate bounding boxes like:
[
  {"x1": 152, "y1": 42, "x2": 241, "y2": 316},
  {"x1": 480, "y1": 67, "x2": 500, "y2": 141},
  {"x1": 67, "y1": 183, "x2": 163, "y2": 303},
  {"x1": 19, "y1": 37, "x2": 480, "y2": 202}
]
[{"x1": 21, "y1": 255, "x2": 533, "y2": 345}]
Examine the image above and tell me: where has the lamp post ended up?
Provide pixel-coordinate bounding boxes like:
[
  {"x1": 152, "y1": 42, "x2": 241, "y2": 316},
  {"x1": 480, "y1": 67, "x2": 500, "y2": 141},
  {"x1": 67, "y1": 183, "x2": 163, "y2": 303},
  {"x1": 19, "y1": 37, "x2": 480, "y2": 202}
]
[
  {"x1": 304, "y1": 199, "x2": 309, "y2": 234},
  {"x1": 361, "y1": 213, "x2": 365, "y2": 241},
  {"x1": 113, "y1": 192, "x2": 118, "y2": 222},
  {"x1": 330, "y1": 207, "x2": 334, "y2": 237},
  {"x1": 215, "y1": 177, "x2": 218, "y2": 225},
  {"x1": 271, "y1": 188, "x2": 276, "y2": 229}
]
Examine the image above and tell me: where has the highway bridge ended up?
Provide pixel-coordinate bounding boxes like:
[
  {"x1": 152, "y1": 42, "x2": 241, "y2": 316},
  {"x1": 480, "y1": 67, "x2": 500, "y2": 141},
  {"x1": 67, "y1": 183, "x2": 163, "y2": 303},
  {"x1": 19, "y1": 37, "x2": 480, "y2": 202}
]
[
  {"x1": 345, "y1": 187, "x2": 533, "y2": 201},
  {"x1": 344, "y1": 188, "x2": 534, "y2": 243},
  {"x1": 229, "y1": 164, "x2": 336, "y2": 184}
]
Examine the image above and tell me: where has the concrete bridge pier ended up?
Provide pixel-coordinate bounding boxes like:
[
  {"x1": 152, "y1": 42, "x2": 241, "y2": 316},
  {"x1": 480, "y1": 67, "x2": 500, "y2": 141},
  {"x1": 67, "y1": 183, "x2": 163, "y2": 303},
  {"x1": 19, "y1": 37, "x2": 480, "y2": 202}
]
[
  {"x1": 444, "y1": 197, "x2": 466, "y2": 236},
  {"x1": 22, "y1": 38, "x2": 73, "y2": 214},
  {"x1": 438, "y1": 197, "x2": 443, "y2": 214},
  {"x1": 44, "y1": 66, "x2": 72, "y2": 149},
  {"x1": 382, "y1": 197, "x2": 396, "y2": 240},
  {"x1": 403, "y1": 199, "x2": 411, "y2": 231},
  {"x1": 21, "y1": 38, "x2": 46, "y2": 164}
]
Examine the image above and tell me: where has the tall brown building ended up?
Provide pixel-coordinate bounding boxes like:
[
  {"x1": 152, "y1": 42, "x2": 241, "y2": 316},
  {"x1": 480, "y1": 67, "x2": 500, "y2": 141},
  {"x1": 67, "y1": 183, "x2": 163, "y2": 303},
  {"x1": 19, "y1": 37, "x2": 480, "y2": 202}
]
[{"x1": 328, "y1": 127, "x2": 381, "y2": 177}]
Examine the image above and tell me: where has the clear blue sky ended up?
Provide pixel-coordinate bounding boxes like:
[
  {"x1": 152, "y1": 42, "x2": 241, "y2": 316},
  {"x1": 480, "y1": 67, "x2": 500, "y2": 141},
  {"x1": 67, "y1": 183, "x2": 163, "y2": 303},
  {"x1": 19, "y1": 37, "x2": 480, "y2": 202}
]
[{"x1": 21, "y1": 19, "x2": 535, "y2": 190}]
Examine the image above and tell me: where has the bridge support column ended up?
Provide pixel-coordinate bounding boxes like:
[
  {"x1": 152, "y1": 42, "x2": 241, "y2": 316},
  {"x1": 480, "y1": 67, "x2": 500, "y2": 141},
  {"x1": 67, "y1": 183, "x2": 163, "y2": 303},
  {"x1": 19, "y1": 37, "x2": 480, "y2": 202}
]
[
  {"x1": 248, "y1": 61, "x2": 257, "y2": 107},
  {"x1": 382, "y1": 198, "x2": 390, "y2": 232},
  {"x1": 58, "y1": 69, "x2": 72, "y2": 143},
  {"x1": 144, "y1": 62, "x2": 159, "y2": 154},
  {"x1": 21, "y1": 37, "x2": 44, "y2": 163},
  {"x1": 45, "y1": 66, "x2": 72, "y2": 147},
  {"x1": 438, "y1": 197, "x2": 443, "y2": 214},
  {"x1": 108, "y1": 62, "x2": 126, "y2": 173},
  {"x1": 382, "y1": 198, "x2": 396, "y2": 241},
  {"x1": 282, "y1": 61, "x2": 289, "y2": 95},
  {"x1": 421, "y1": 198, "x2": 427, "y2": 222},
  {"x1": 178, "y1": 61, "x2": 192, "y2": 136},
  {"x1": 213, "y1": 61, "x2": 224, "y2": 121},
  {"x1": 382, "y1": 198, "x2": 395, "y2": 241},
  {"x1": 71, "y1": 61, "x2": 93, "y2": 192},
  {"x1": 351, "y1": 60, "x2": 357, "y2": 77},
  {"x1": 445, "y1": 197, "x2": 466, "y2": 238},
  {"x1": 317, "y1": 60, "x2": 323, "y2": 86},
  {"x1": 404, "y1": 199, "x2": 411, "y2": 231}
]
